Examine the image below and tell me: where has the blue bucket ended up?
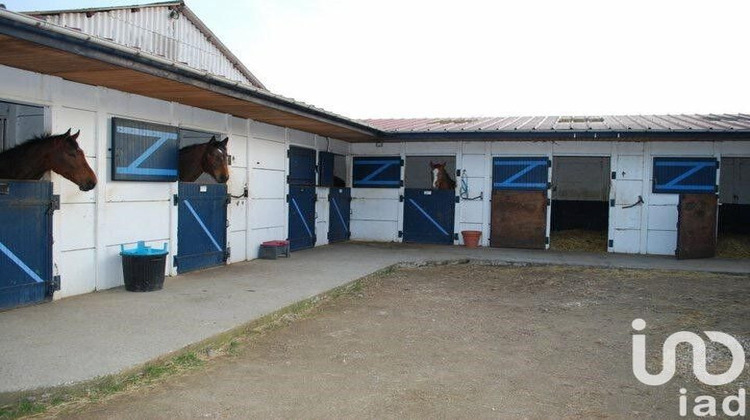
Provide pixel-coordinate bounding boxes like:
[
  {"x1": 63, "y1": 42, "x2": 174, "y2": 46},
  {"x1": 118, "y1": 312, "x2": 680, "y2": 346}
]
[{"x1": 120, "y1": 241, "x2": 169, "y2": 257}]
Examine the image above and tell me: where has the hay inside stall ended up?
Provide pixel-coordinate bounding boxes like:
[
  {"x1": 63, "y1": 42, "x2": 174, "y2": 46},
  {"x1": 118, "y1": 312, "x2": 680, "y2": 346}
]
[{"x1": 550, "y1": 229, "x2": 608, "y2": 253}]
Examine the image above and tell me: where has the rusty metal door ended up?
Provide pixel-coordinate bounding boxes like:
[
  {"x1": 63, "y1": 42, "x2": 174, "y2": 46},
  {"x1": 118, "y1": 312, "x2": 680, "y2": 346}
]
[
  {"x1": 677, "y1": 194, "x2": 717, "y2": 259},
  {"x1": 491, "y1": 190, "x2": 547, "y2": 249}
]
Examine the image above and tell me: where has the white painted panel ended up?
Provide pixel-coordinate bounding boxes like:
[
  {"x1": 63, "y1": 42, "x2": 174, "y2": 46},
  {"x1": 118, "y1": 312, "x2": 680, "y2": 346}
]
[
  {"x1": 614, "y1": 180, "x2": 642, "y2": 205},
  {"x1": 647, "y1": 205, "x2": 678, "y2": 231},
  {"x1": 616, "y1": 155, "x2": 644, "y2": 180},
  {"x1": 227, "y1": 230, "x2": 247, "y2": 264},
  {"x1": 461, "y1": 154, "x2": 486, "y2": 174},
  {"x1": 0, "y1": 65, "x2": 45, "y2": 103},
  {"x1": 491, "y1": 141, "x2": 550, "y2": 155},
  {"x1": 229, "y1": 134, "x2": 248, "y2": 168},
  {"x1": 251, "y1": 139, "x2": 286, "y2": 170},
  {"x1": 553, "y1": 141, "x2": 611, "y2": 155},
  {"x1": 613, "y1": 229, "x2": 641, "y2": 254},
  {"x1": 288, "y1": 129, "x2": 316, "y2": 147},
  {"x1": 350, "y1": 143, "x2": 401, "y2": 155},
  {"x1": 613, "y1": 205, "x2": 642, "y2": 230},
  {"x1": 351, "y1": 220, "x2": 399, "y2": 241},
  {"x1": 460, "y1": 200, "x2": 483, "y2": 224},
  {"x1": 462, "y1": 142, "x2": 486, "y2": 154},
  {"x1": 351, "y1": 198, "x2": 399, "y2": 221},
  {"x1": 315, "y1": 221, "x2": 328, "y2": 247},
  {"x1": 650, "y1": 142, "x2": 714, "y2": 155},
  {"x1": 251, "y1": 169, "x2": 285, "y2": 199},
  {"x1": 328, "y1": 138, "x2": 350, "y2": 155},
  {"x1": 721, "y1": 141, "x2": 750, "y2": 156},
  {"x1": 54, "y1": 162, "x2": 97, "y2": 204},
  {"x1": 230, "y1": 117, "x2": 247, "y2": 136},
  {"x1": 227, "y1": 199, "x2": 247, "y2": 232},
  {"x1": 100, "y1": 240, "x2": 171, "y2": 290},
  {"x1": 56, "y1": 248, "x2": 96, "y2": 298},
  {"x1": 648, "y1": 193, "x2": 679, "y2": 206},
  {"x1": 58, "y1": 81, "x2": 98, "y2": 111},
  {"x1": 57, "y1": 203, "x2": 96, "y2": 251},
  {"x1": 228, "y1": 167, "x2": 247, "y2": 196},
  {"x1": 102, "y1": 91, "x2": 172, "y2": 123},
  {"x1": 647, "y1": 230, "x2": 677, "y2": 255},
  {"x1": 103, "y1": 201, "x2": 171, "y2": 245},
  {"x1": 176, "y1": 104, "x2": 226, "y2": 133},
  {"x1": 316, "y1": 188, "x2": 329, "y2": 223},
  {"x1": 250, "y1": 199, "x2": 286, "y2": 228},
  {"x1": 404, "y1": 141, "x2": 458, "y2": 155},
  {"x1": 247, "y1": 226, "x2": 287, "y2": 259},
  {"x1": 56, "y1": 107, "x2": 97, "y2": 157},
  {"x1": 250, "y1": 121, "x2": 286, "y2": 143},
  {"x1": 351, "y1": 188, "x2": 400, "y2": 200},
  {"x1": 616, "y1": 142, "x2": 644, "y2": 155},
  {"x1": 106, "y1": 182, "x2": 172, "y2": 202}
]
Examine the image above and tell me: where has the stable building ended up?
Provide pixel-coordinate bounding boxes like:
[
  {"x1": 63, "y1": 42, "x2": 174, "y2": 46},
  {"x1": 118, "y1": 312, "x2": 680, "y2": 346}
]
[{"x1": 0, "y1": 2, "x2": 747, "y2": 310}]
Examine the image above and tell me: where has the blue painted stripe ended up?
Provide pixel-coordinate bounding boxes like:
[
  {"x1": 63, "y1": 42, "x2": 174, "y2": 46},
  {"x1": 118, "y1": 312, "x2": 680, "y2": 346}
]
[
  {"x1": 291, "y1": 198, "x2": 313, "y2": 237},
  {"x1": 354, "y1": 160, "x2": 401, "y2": 165},
  {"x1": 0, "y1": 241, "x2": 43, "y2": 283},
  {"x1": 493, "y1": 182, "x2": 548, "y2": 189},
  {"x1": 354, "y1": 180, "x2": 401, "y2": 186},
  {"x1": 494, "y1": 160, "x2": 548, "y2": 166},
  {"x1": 360, "y1": 162, "x2": 398, "y2": 183},
  {"x1": 654, "y1": 161, "x2": 715, "y2": 167},
  {"x1": 407, "y1": 199, "x2": 450, "y2": 236},
  {"x1": 183, "y1": 200, "x2": 223, "y2": 252},
  {"x1": 663, "y1": 163, "x2": 713, "y2": 188},
  {"x1": 500, "y1": 161, "x2": 546, "y2": 185},
  {"x1": 654, "y1": 184, "x2": 715, "y2": 191},
  {"x1": 331, "y1": 197, "x2": 348, "y2": 233},
  {"x1": 115, "y1": 126, "x2": 177, "y2": 176}
]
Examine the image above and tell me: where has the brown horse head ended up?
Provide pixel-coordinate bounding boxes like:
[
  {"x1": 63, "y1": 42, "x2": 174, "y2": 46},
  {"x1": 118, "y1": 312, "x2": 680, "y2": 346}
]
[
  {"x1": 201, "y1": 136, "x2": 230, "y2": 183},
  {"x1": 429, "y1": 161, "x2": 455, "y2": 190},
  {"x1": 50, "y1": 129, "x2": 98, "y2": 191}
]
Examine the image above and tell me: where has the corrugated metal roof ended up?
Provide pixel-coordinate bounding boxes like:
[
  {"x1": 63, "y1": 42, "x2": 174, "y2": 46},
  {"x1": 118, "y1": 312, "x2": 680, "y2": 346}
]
[
  {"x1": 361, "y1": 114, "x2": 750, "y2": 134},
  {"x1": 24, "y1": 1, "x2": 266, "y2": 90}
]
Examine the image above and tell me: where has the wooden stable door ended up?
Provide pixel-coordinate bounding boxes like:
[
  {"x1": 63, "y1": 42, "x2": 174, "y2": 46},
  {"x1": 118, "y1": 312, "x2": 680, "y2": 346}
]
[
  {"x1": 491, "y1": 190, "x2": 547, "y2": 249},
  {"x1": 677, "y1": 194, "x2": 718, "y2": 259}
]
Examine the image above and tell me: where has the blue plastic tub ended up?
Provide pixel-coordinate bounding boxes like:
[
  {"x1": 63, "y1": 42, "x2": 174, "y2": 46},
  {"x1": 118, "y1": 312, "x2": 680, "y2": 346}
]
[{"x1": 120, "y1": 241, "x2": 169, "y2": 292}]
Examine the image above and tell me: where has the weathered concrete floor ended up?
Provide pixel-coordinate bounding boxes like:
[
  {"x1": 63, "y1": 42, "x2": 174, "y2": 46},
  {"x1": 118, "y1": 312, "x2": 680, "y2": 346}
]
[{"x1": 0, "y1": 242, "x2": 747, "y2": 395}]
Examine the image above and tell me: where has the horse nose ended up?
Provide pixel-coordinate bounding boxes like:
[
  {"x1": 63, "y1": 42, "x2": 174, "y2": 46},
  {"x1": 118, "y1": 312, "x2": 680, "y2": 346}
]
[
  {"x1": 80, "y1": 181, "x2": 97, "y2": 191},
  {"x1": 218, "y1": 174, "x2": 229, "y2": 183}
]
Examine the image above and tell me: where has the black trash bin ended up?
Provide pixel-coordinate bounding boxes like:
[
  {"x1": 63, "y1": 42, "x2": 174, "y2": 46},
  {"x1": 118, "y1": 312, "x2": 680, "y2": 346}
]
[{"x1": 120, "y1": 241, "x2": 169, "y2": 292}]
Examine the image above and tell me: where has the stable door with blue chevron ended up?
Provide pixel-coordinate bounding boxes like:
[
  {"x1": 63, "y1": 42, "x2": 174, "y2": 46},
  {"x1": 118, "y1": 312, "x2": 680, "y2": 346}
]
[{"x1": 175, "y1": 183, "x2": 228, "y2": 273}]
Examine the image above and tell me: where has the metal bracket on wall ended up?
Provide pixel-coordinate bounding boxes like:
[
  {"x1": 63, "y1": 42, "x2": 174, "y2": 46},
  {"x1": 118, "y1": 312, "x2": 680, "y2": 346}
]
[
  {"x1": 50, "y1": 195, "x2": 60, "y2": 212},
  {"x1": 50, "y1": 275, "x2": 61, "y2": 292},
  {"x1": 608, "y1": 239, "x2": 614, "y2": 248},
  {"x1": 455, "y1": 196, "x2": 460, "y2": 203},
  {"x1": 173, "y1": 194, "x2": 179, "y2": 206},
  {"x1": 610, "y1": 199, "x2": 616, "y2": 207},
  {"x1": 224, "y1": 248, "x2": 231, "y2": 262},
  {"x1": 399, "y1": 195, "x2": 404, "y2": 202},
  {"x1": 398, "y1": 230, "x2": 403, "y2": 238},
  {"x1": 611, "y1": 171, "x2": 617, "y2": 179},
  {"x1": 454, "y1": 233, "x2": 459, "y2": 241}
]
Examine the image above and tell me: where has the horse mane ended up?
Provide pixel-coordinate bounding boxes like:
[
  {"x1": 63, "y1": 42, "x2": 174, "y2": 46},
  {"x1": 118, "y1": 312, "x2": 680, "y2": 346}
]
[{"x1": 1, "y1": 133, "x2": 58, "y2": 154}]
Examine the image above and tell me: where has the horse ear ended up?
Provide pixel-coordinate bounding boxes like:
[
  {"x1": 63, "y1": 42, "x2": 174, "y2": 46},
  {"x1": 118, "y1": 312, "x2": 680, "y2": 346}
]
[
  {"x1": 69, "y1": 130, "x2": 81, "y2": 141},
  {"x1": 63, "y1": 128, "x2": 72, "y2": 137},
  {"x1": 442, "y1": 161, "x2": 447, "y2": 167},
  {"x1": 208, "y1": 136, "x2": 217, "y2": 144},
  {"x1": 220, "y1": 137, "x2": 229, "y2": 147}
]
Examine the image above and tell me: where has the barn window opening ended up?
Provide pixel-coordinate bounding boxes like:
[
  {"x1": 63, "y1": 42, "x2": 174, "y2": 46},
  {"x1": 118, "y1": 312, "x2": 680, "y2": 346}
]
[
  {"x1": 404, "y1": 155, "x2": 456, "y2": 190},
  {"x1": 717, "y1": 157, "x2": 750, "y2": 258},
  {"x1": 550, "y1": 156, "x2": 611, "y2": 252},
  {"x1": 0, "y1": 100, "x2": 45, "y2": 153},
  {"x1": 179, "y1": 128, "x2": 224, "y2": 184}
]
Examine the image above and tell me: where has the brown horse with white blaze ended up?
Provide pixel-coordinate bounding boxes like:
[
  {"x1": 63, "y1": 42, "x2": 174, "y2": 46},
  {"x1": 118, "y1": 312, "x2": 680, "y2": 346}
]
[
  {"x1": 430, "y1": 161, "x2": 456, "y2": 190},
  {"x1": 178, "y1": 136, "x2": 230, "y2": 183},
  {"x1": 0, "y1": 129, "x2": 97, "y2": 191}
]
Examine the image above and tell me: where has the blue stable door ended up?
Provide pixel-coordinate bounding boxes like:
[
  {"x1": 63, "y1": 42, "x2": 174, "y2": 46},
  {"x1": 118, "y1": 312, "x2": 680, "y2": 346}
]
[
  {"x1": 176, "y1": 183, "x2": 228, "y2": 273},
  {"x1": 288, "y1": 186, "x2": 316, "y2": 251},
  {"x1": 402, "y1": 189, "x2": 456, "y2": 245},
  {"x1": 328, "y1": 188, "x2": 351, "y2": 243}
]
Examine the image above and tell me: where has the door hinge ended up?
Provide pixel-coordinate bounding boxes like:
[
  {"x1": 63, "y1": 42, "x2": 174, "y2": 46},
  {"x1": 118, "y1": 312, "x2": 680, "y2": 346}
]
[
  {"x1": 456, "y1": 169, "x2": 461, "y2": 177},
  {"x1": 610, "y1": 199, "x2": 615, "y2": 207},
  {"x1": 399, "y1": 195, "x2": 404, "y2": 202},
  {"x1": 608, "y1": 239, "x2": 614, "y2": 248},
  {"x1": 287, "y1": 149, "x2": 291, "y2": 157},
  {"x1": 225, "y1": 195, "x2": 231, "y2": 205},
  {"x1": 547, "y1": 159, "x2": 552, "y2": 167},
  {"x1": 611, "y1": 171, "x2": 617, "y2": 179},
  {"x1": 398, "y1": 230, "x2": 403, "y2": 238},
  {"x1": 50, "y1": 194, "x2": 60, "y2": 212},
  {"x1": 547, "y1": 182, "x2": 552, "y2": 190},
  {"x1": 547, "y1": 198, "x2": 551, "y2": 206},
  {"x1": 173, "y1": 194, "x2": 179, "y2": 206},
  {"x1": 716, "y1": 160, "x2": 720, "y2": 169},
  {"x1": 545, "y1": 237, "x2": 550, "y2": 245},
  {"x1": 286, "y1": 194, "x2": 289, "y2": 203},
  {"x1": 224, "y1": 248, "x2": 230, "y2": 262},
  {"x1": 455, "y1": 196, "x2": 460, "y2": 203},
  {"x1": 400, "y1": 159, "x2": 405, "y2": 167},
  {"x1": 314, "y1": 194, "x2": 318, "y2": 202},
  {"x1": 399, "y1": 180, "x2": 404, "y2": 187},
  {"x1": 313, "y1": 235, "x2": 317, "y2": 243},
  {"x1": 454, "y1": 233, "x2": 459, "y2": 241},
  {"x1": 173, "y1": 256, "x2": 178, "y2": 267},
  {"x1": 49, "y1": 275, "x2": 61, "y2": 292}
]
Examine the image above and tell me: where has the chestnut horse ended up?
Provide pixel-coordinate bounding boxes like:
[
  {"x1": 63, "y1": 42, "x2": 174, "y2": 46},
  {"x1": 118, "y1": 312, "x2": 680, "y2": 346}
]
[
  {"x1": 430, "y1": 161, "x2": 456, "y2": 190},
  {"x1": 178, "y1": 136, "x2": 230, "y2": 183},
  {"x1": 0, "y1": 129, "x2": 97, "y2": 191}
]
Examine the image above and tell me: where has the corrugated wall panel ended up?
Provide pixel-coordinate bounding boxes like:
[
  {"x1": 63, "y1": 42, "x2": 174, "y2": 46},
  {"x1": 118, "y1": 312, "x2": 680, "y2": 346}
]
[{"x1": 36, "y1": 7, "x2": 250, "y2": 84}]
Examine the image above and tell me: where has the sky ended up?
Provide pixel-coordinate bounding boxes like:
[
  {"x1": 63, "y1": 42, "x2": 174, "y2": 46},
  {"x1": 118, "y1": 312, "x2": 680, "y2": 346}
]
[{"x1": 4, "y1": 0, "x2": 750, "y2": 119}]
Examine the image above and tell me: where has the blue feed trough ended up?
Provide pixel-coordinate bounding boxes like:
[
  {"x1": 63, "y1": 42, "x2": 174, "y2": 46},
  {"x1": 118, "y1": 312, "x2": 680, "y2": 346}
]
[{"x1": 120, "y1": 241, "x2": 169, "y2": 257}]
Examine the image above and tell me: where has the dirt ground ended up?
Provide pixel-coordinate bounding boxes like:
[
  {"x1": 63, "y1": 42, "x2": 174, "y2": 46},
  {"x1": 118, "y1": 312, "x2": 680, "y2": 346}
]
[{"x1": 45, "y1": 263, "x2": 749, "y2": 419}]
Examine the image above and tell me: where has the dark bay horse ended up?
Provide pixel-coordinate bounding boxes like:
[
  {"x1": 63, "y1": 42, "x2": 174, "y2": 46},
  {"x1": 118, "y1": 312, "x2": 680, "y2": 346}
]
[
  {"x1": 0, "y1": 129, "x2": 97, "y2": 191},
  {"x1": 179, "y1": 136, "x2": 230, "y2": 183},
  {"x1": 430, "y1": 161, "x2": 456, "y2": 190}
]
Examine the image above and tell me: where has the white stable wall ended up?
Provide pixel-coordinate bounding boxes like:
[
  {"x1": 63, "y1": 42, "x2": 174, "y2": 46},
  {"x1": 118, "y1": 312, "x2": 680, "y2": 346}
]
[{"x1": 0, "y1": 64, "x2": 346, "y2": 300}]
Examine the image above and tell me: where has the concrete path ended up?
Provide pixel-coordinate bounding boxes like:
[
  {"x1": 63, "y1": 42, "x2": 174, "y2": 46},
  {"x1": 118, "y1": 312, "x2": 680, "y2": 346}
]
[{"x1": 0, "y1": 242, "x2": 747, "y2": 396}]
